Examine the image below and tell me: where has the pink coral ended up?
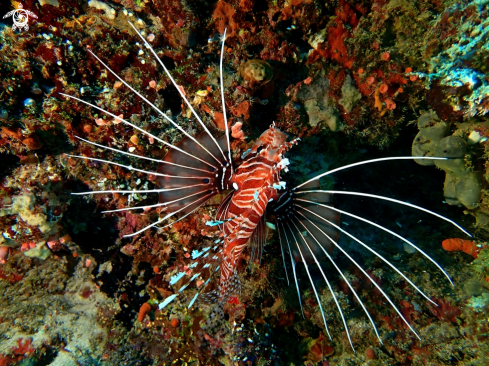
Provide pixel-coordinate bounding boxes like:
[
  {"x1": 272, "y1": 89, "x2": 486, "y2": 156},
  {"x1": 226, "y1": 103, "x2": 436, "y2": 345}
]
[{"x1": 231, "y1": 122, "x2": 245, "y2": 140}]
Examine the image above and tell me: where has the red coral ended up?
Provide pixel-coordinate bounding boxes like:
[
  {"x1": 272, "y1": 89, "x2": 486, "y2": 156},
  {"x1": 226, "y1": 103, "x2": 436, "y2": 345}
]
[
  {"x1": 335, "y1": 0, "x2": 361, "y2": 28},
  {"x1": 322, "y1": 21, "x2": 355, "y2": 69},
  {"x1": 0, "y1": 338, "x2": 35, "y2": 366},
  {"x1": 230, "y1": 101, "x2": 251, "y2": 121},
  {"x1": 212, "y1": 1, "x2": 238, "y2": 38},
  {"x1": 429, "y1": 299, "x2": 462, "y2": 323},
  {"x1": 12, "y1": 338, "x2": 35, "y2": 356},
  {"x1": 0, "y1": 269, "x2": 23, "y2": 284}
]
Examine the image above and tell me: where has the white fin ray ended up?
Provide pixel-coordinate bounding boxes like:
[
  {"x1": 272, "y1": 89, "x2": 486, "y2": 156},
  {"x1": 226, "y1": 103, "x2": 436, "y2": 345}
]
[
  {"x1": 127, "y1": 21, "x2": 229, "y2": 166},
  {"x1": 295, "y1": 190, "x2": 471, "y2": 238},
  {"x1": 72, "y1": 183, "x2": 208, "y2": 196},
  {"x1": 276, "y1": 222, "x2": 291, "y2": 286},
  {"x1": 284, "y1": 220, "x2": 333, "y2": 342},
  {"x1": 294, "y1": 157, "x2": 448, "y2": 190},
  {"x1": 288, "y1": 218, "x2": 352, "y2": 348},
  {"x1": 277, "y1": 221, "x2": 304, "y2": 315},
  {"x1": 85, "y1": 47, "x2": 226, "y2": 168},
  {"x1": 64, "y1": 154, "x2": 206, "y2": 179},
  {"x1": 293, "y1": 204, "x2": 422, "y2": 340},
  {"x1": 123, "y1": 192, "x2": 215, "y2": 237},
  {"x1": 60, "y1": 93, "x2": 219, "y2": 170},
  {"x1": 219, "y1": 27, "x2": 233, "y2": 176},
  {"x1": 294, "y1": 201, "x2": 437, "y2": 305},
  {"x1": 102, "y1": 188, "x2": 215, "y2": 213},
  {"x1": 293, "y1": 210, "x2": 383, "y2": 345},
  {"x1": 295, "y1": 195, "x2": 455, "y2": 287},
  {"x1": 74, "y1": 135, "x2": 215, "y2": 174}
]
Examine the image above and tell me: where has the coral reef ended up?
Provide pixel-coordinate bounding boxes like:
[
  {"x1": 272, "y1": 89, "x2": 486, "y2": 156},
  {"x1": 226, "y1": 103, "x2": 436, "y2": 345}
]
[{"x1": 0, "y1": 0, "x2": 488, "y2": 365}]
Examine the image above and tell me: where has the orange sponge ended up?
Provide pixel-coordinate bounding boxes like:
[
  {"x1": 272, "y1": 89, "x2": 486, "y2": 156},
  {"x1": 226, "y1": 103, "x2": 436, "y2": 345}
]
[
  {"x1": 442, "y1": 238, "x2": 480, "y2": 259},
  {"x1": 138, "y1": 302, "x2": 152, "y2": 322}
]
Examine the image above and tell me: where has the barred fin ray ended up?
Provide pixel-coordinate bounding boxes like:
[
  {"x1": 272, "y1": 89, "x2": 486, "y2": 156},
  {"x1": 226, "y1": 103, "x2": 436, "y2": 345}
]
[
  {"x1": 173, "y1": 246, "x2": 222, "y2": 292},
  {"x1": 271, "y1": 185, "x2": 340, "y2": 264},
  {"x1": 158, "y1": 243, "x2": 222, "y2": 309},
  {"x1": 216, "y1": 191, "x2": 234, "y2": 234},
  {"x1": 199, "y1": 271, "x2": 241, "y2": 304}
]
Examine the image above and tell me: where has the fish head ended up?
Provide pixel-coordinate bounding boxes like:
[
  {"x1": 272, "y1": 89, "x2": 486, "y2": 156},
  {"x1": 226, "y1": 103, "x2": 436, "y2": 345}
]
[{"x1": 250, "y1": 124, "x2": 290, "y2": 162}]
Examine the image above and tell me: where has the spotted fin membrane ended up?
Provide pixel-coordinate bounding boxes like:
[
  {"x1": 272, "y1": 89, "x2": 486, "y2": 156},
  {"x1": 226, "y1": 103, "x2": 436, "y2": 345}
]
[{"x1": 62, "y1": 22, "x2": 472, "y2": 351}]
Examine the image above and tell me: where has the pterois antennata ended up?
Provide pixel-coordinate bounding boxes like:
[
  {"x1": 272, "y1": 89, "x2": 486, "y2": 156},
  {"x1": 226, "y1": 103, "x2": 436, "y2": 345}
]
[{"x1": 62, "y1": 23, "x2": 472, "y2": 350}]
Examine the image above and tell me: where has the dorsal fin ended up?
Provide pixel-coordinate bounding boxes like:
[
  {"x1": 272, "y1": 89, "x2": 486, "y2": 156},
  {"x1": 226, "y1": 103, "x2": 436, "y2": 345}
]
[{"x1": 156, "y1": 133, "x2": 231, "y2": 217}]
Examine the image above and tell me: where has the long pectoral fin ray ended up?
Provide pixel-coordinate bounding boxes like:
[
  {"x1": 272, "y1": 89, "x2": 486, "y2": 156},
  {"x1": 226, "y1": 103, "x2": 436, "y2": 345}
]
[{"x1": 157, "y1": 133, "x2": 231, "y2": 217}]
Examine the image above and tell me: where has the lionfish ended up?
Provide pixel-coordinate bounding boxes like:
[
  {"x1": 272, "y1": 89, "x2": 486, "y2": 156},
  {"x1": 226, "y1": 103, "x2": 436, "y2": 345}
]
[{"x1": 61, "y1": 23, "x2": 471, "y2": 350}]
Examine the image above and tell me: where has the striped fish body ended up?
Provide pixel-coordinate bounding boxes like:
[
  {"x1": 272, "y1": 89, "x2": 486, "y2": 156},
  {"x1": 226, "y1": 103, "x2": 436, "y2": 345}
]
[{"x1": 218, "y1": 126, "x2": 297, "y2": 297}]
